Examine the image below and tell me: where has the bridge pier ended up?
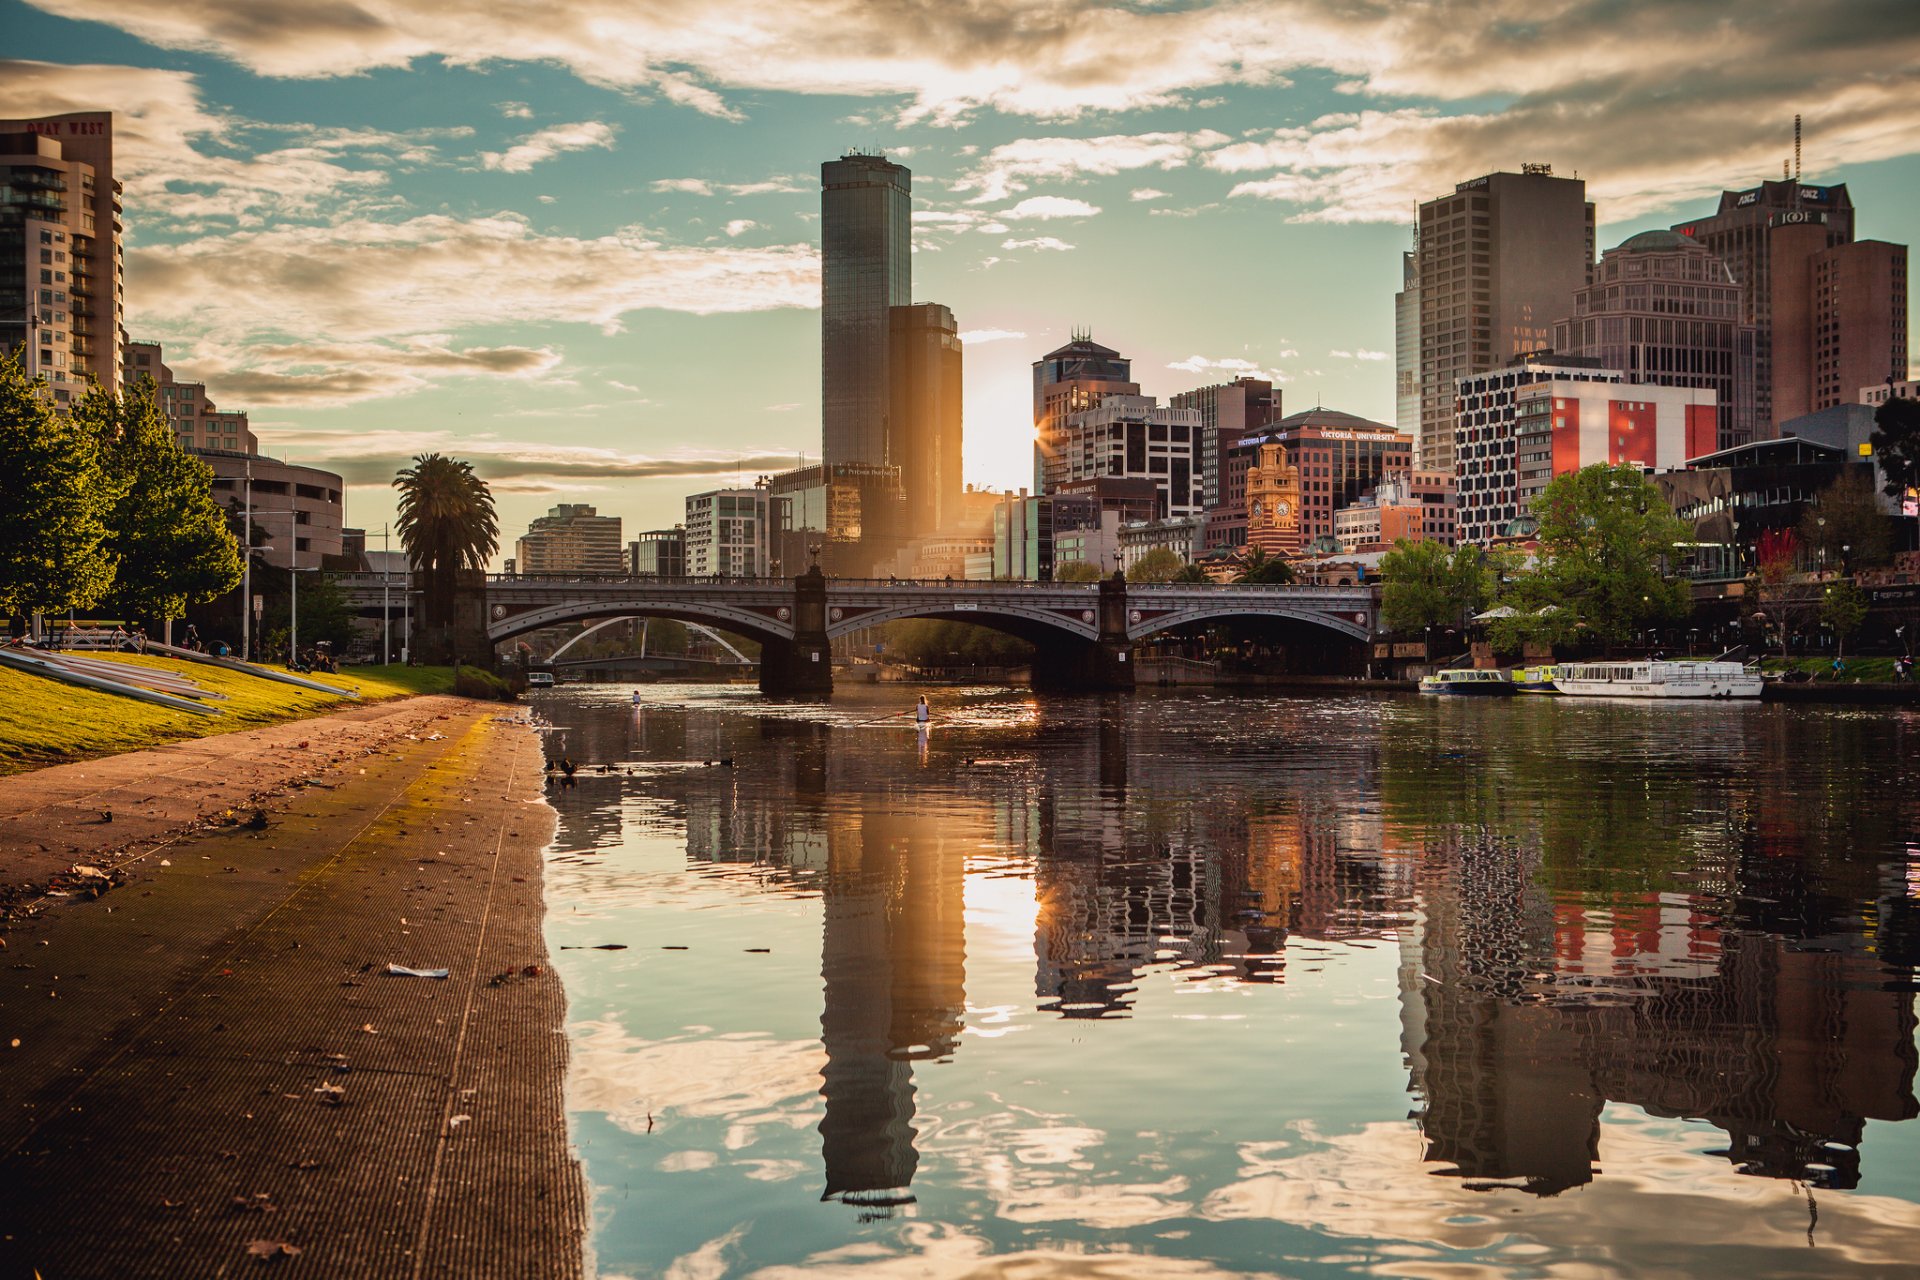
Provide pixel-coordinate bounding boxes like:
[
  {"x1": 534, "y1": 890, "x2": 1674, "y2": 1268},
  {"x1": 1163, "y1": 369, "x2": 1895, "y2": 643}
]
[
  {"x1": 1030, "y1": 572, "x2": 1135, "y2": 694},
  {"x1": 759, "y1": 566, "x2": 833, "y2": 698}
]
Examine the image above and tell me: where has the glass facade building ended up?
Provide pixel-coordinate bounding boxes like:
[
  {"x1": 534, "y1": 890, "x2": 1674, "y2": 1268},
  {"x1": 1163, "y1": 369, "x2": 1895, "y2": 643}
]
[{"x1": 822, "y1": 154, "x2": 911, "y2": 470}]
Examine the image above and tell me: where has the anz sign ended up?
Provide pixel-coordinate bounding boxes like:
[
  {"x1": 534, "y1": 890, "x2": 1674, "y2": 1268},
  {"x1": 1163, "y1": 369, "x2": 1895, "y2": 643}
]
[{"x1": 1799, "y1": 186, "x2": 1829, "y2": 203}]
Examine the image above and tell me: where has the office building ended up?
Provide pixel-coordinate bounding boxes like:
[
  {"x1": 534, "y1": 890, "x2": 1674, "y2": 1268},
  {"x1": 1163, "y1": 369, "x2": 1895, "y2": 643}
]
[
  {"x1": 991, "y1": 480, "x2": 1156, "y2": 580},
  {"x1": 1453, "y1": 355, "x2": 1618, "y2": 544},
  {"x1": 1044, "y1": 394, "x2": 1203, "y2": 522},
  {"x1": 202, "y1": 454, "x2": 346, "y2": 571},
  {"x1": 766, "y1": 462, "x2": 906, "y2": 577},
  {"x1": 1169, "y1": 376, "x2": 1279, "y2": 549},
  {"x1": 1672, "y1": 179, "x2": 1855, "y2": 431},
  {"x1": 1395, "y1": 248, "x2": 1420, "y2": 441},
  {"x1": 629, "y1": 527, "x2": 686, "y2": 577},
  {"x1": 1118, "y1": 517, "x2": 1205, "y2": 571},
  {"x1": 1416, "y1": 166, "x2": 1594, "y2": 474},
  {"x1": 1803, "y1": 240, "x2": 1908, "y2": 416},
  {"x1": 1033, "y1": 333, "x2": 1139, "y2": 492},
  {"x1": 1552, "y1": 230, "x2": 1758, "y2": 449},
  {"x1": 684, "y1": 488, "x2": 769, "y2": 578},
  {"x1": 1510, "y1": 380, "x2": 1718, "y2": 512},
  {"x1": 1335, "y1": 471, "x2": 1457, "y2": 552},
  {"x1": 1862, "y1": 378, "x2": 1919, "y2": 408},
  {"x1": 1, "y1": 112, "x2": 125, "y2": 402},
  {"x1": 124, "y1": 340, "x2": 257, "y2": 454},
  {"x1": 514, "y1": 504, "x2": 624, "y2": 575},
  {"x1": 821, "y1": 153, "x2": 911, "y2": 470},
  {"x1": 1228, "y1": 408, "x2": 1411, "y2": 551},
  {"x1": 887, "y1": 303, "x2": 963, "y2": 537}
]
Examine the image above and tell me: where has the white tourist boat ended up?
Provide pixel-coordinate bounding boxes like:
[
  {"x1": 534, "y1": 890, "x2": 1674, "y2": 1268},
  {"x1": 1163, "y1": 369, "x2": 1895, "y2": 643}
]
[{"x1": 1554, "y1": 660, "x2": 1762, "y2": 700}]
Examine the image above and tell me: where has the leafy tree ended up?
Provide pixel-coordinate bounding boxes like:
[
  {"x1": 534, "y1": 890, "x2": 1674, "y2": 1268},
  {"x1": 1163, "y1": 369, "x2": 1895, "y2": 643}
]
[
  {"x1": 1173, "y1": 562, "x2": 1212, "y2": 584},
  {"x1": 394, "y1": 453, "x2": 498, "y2": 636},
  {"x1": 0, "y1": 353, "x2": 117, "y2": 625},
  {"x1": 1869, "y1": 394, "x2": 1920, "y2": 499},
  {"x1": 880, "y1": 619, "x2": 1032, "y2": 666},
  {"x1": 1821, "y1": 580, "x2": 1868, "y2": 658},
  {"x1": 1053, "y1": 560, "x2": 1102, "y2": 582},
  {"x1": 1378, "y1": 538, "x2": 1485, "y2": 633},
  {"x1": 1528, "y1": 464, "x2": 1691, "y2": 645},
  {"x1": 1126, "y1": 547, "x2": 1187, "y2": 582},
  {"x1": 1237, "y1": 547, "x2": 1296, "y2": 584},
  {"x1": 1797, "y1": 468, "x2": 1892, "y2": 570},
  {"x1": 79, "y1": 379, "x2": 242, "y2": 631}
]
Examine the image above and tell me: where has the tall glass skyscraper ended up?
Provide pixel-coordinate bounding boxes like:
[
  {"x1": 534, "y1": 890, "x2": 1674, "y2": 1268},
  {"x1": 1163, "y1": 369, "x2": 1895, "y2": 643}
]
[{"x1": 821, "y1": 153, "x2": 912, "y2": 469}]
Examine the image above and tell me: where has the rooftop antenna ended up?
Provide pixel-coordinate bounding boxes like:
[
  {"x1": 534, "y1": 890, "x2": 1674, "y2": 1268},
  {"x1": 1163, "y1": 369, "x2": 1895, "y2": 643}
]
[
  {"x1": 1071, "y1": 325, "x2": 1091, "y2": 343},
  {"x1": 1783, "y1": 158, "x2": 1790, "y2": 180},
  {"x1": 1794, "y1": 113, "x2": 1802, "y2": 181}
]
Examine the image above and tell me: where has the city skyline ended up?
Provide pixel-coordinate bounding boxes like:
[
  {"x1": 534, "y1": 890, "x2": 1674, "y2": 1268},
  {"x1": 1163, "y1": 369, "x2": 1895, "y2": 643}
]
[{"x1": 3, "y1": 1, "x2": 1919, "y2": 557}]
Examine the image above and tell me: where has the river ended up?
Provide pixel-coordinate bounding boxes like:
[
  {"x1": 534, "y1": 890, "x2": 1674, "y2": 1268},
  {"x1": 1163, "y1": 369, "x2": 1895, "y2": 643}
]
[{"x1": 532, "y1": 684, "x2": 1920, "y2": 1279}]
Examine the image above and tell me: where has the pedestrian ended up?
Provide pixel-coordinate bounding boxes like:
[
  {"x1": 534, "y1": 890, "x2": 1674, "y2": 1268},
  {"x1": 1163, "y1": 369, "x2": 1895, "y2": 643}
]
[
  {"x1": 184, "y1": 623, "x2": 200, "y2": 651},
  {"x1": 1830, "y1": 655, "x2": 1846, "y2": 680}
]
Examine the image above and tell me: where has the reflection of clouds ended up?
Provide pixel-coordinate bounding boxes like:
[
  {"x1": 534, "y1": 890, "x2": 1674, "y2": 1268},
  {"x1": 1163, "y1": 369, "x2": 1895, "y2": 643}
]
[
  {"x1": 1200, "y1": 1114, "x2": 1920, "y2": 1274},
  {"x1": 928, "y1": 1116, "x2": 1193, "y2": 1230},
  {"x1": 744, "y1": 1222, "x2": 1283, "y2": 1279},
  {"x1": 569, "y1": 1019, "x2": 823, "y2": 1138}
]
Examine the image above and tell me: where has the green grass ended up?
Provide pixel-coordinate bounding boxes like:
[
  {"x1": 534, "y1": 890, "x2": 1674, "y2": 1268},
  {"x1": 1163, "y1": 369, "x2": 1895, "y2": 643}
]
[
  {"x1": 1758, "y1": 655, "x2": 1901, "y2": 682},
  {"x1": 0, "y1": 654, "x2": 457, "y2": 775}
]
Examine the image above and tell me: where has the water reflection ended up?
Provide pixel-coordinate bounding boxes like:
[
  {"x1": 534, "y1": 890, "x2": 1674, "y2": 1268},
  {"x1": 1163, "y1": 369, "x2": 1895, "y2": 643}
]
[{"x1": 541, "y1": 689, "x2": 1920, "y2": 1275}]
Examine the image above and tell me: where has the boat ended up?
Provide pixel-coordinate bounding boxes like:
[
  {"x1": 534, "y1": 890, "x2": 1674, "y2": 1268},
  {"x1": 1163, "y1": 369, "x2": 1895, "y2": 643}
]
[
  {"x1": 1554, "y1": 660, "x2": 1762, "y2": 700},
  {"x1": 1513, "y1": 665, "x2": 1559, "y2": 694},
  {"x1": 1417, "y1": 668, "x2": 1516, "y2": 696},
  {"x1": 527, "y1": 671, "x2": 555, "y2": 689}
]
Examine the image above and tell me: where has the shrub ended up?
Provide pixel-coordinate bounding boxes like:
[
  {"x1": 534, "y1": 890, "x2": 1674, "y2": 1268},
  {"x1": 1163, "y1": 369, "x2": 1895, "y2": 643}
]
[{"x1": 454, "y1": 664, "x2": 516, "y2": 701}]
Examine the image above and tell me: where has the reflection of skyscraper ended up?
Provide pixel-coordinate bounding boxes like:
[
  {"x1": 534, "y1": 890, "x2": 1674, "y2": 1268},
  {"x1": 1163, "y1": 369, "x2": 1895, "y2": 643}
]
[
  {"x1": 822, "y1": 153, "x2": 911, "y2": 471},
  {"x1": 817, "y1": 809, "x2": 966, "y2": 1204}
]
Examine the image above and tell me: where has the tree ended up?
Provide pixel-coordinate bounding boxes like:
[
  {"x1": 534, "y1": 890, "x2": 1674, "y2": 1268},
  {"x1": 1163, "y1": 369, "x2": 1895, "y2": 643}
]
[
  {"x1": 1797, "y1": 468, "x2": 1892, "y2": 570},
  {"x1": 1237, "y1": 547, "x2": 1296, "y2": 584},
  {"x1": 1821, "y1": 580, "x2": 1868, "y2": 658},
  {"x1": 81, "y1": 379, "x2": 242, "y2": 632},
  {"x1": 1173, "y1": 562, "x2": 1211, "y2": 584},
  {"x1": 0, "y1": 353, "x2": 117, "y2": 626},
  {"x1": 1054, "y1": 560, "x2": 1102, "y2": 582},
  {"x1": 1378, "y1": 538, "x2": 1484, "y2": 633},
  {"x1": 394, "y1": 453, "x2": 498, "y2": 639},
  {"x1": 1869, "y1": 394, "x2": 1920, "y2": 499},
  {"x1": 1126, "y1": 547, "x2": 1187, "y2": 582},
  {"x1": 1528, "y1": 464, "x2": 1691, "y2": 645}
]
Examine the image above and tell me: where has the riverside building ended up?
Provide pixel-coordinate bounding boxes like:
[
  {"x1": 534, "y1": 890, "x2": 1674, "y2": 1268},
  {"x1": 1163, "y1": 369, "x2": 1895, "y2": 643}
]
[
  {"x1": 1046, "y1": 394, "x2": 1203, "y2": 522},
  {"x1": 0, "y1": 111, "x2": 125, "y2": 401},
  {"x1": 684, "y1": 488, "x2": 769, "y2": 578},
  {"x1": 514, "y1": 504, "x2": 624, "y2": 575},
  {"x1": 821, "y1": 153, "x2": 911, "y2": 471},
  {"x1": 1228, "y1": 409, "x2": 1411, "y2": 551},
  {"x1": 125, "y1": 340, "x2": 257, "y2": 453},
  {"x1": 887, "y1": 302, "x2": 963, "y2": 538},
  {"x1": 1168, "y1": 376, "x2": 1279, "y2": 549},
  {"x1": 1415, "y1": 166, "x2": 1595, "y2": 474},
  {"x1": 1033, "y1": 333, "x2": 1139, "y2": 493}
]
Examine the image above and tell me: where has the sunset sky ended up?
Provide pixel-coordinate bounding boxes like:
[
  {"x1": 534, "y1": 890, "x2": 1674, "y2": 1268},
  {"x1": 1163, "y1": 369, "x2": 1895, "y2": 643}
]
[{"x1": 5, "y1": 0, "x2": 1917, "y2": 550}]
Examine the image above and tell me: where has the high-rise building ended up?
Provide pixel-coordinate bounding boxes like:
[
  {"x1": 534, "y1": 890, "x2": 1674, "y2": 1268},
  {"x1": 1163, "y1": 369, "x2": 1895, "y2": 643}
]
[
  {"x1": 1395, "y1": 249, "x2": 1421, "y2": 444},
  {"x1": 1670, "y1": 179, "x2": 1867, "y2": 432},
  {"x1": 124, "y1": 340, "x2": 258, "y2": 454},
  {"x1": 1169, "y1": 376, "x2": 1279, "y2": 549},
  {"x1": 1805, "y1": 240, "x2": 1908, "y2": 417},
  {"x1": 684, "y1": 488, "x2": 769, "y2": 578},
  {"x1": 1046, "y1": 394, "x2": 1203, "y2": 522},
  {"x1": 1032, "y1": 334, "x2": 1139, "y2": 492},
  {"x1": 1227, "y1": 408, "x2": 1411, "y2": 551},
  {"x1": 1, "y1": 112, "x2": 125, "y2": 403},
  {"x1": 1416, "y1": 167, "x2": 1595, "y2": 475},
  {"x1": 1552, "y1": 231, "x2": 1758, "y2": 450},
  {"x1": 766, "y1": 462, "x2": 906, "y2": 577},
  {"x1": 629, "y1": 527, "x2": 686, "y2": 577},
  {"x1": 514, "y1": 504, "x2": 624, "y2": 575},
  {"x1": 821, "y1": 153, "x2": 911, "y2": 470},
  {"x1": 887, "y1": 303, "x2": 963, "y2": 537}
]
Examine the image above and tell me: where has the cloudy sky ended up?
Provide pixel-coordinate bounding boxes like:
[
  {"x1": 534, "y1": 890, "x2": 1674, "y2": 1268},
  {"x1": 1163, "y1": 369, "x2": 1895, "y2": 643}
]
[{"x1": 5, "y1": 0, "x2": 1918, "y2": 552}]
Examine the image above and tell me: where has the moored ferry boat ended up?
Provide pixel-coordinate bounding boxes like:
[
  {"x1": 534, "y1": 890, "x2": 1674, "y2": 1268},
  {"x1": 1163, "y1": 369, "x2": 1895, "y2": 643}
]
[
  {"x1": 1417, "y1": 669, "x2": 1515, "y2": 696},
  {"x1": 1554, "y1": 660, "x2": 1761, "y2": 700},
  {"x1": 1513, "y1": 665, "x2": 1559, "y2": 694}
]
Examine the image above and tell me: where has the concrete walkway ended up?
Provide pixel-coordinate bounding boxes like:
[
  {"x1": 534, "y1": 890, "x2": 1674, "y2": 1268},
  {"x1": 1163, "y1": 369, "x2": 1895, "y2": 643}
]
[{"x1": 0, "y1": 702, "x2": 583, "y2": 1278}]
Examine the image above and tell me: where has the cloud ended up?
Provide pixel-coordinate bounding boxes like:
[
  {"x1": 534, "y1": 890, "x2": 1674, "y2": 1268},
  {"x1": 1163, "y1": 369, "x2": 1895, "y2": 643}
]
[
  {"x1": 650, "y1": 176, "x2": 807, "y2": 197},
  {"x1": 1330, "y1": 348, "x2": 1389, "y2": 361},
  {"x1": 652, "y1": 177, "x2": 715, "y2": 196},
  {"x1": 1001, "y1": 196, "x2": 1101, "y2": 221},
  {"x1": 496, "y1": 100, "x2": 534, "y2": 119},
  {"x1": 957, "y1": 328, "x2": 1028, "y2": 345},
  {"x1": 254, "y1": 428, "x2": 812, "y2": 488},
  {"x1": 200, "y1": 339, "x2": 562, "y2": 406},
  {"x1": 1001, "y1": 236, "x2": 1075, "y2": 252},
  {"x1": 480, "y1": 120, "x2": 617, "y2": 172},
  {"x1": 1167, "y1": 355, "x2": 1290, "y2": 384},
  {"x1": 723, "y1": 219, "x2": 758, "y2": 237},
  {"x1": 953, "y1": 131, "x2": 1229, "y2": 202},
  {"x1": 1130, "y1": 187, "x2": 1171, "y2": 202},
  {"x1": 763, "y1": 402, "x2": 801, "y2": 412}
]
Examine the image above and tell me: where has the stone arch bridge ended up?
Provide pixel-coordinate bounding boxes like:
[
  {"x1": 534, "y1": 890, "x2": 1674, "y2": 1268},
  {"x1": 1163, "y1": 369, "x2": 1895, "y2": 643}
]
[{"x1": 475, "y1": 570, "x2": 1376, "y2": 694}]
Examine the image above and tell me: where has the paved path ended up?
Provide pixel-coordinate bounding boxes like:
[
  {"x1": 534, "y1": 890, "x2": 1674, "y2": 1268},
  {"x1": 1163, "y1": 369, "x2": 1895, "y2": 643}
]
[{"x1": 0, "y1": 702, "x2": 583, "y2": 1278}]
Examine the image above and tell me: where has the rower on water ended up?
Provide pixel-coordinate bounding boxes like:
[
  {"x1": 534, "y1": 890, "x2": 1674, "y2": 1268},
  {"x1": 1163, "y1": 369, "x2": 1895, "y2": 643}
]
[{"x1": 915, "y1": 695, "x2": 930, "y2": 725}]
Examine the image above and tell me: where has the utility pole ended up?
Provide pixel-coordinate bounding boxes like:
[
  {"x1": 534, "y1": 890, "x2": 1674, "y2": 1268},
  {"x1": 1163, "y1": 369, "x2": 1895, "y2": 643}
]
[{"x1": 240, "y1": 459, "x2": 253, "y2": 660}]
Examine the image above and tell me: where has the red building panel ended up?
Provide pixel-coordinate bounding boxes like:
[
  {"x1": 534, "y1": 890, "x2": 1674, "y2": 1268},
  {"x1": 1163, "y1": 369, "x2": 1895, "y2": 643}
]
[
  {"x1": 1552, "y1": 400, "x2": 1582, "y2": 474},
  {"x1": 1684, "y1": 403, "x2": 1718, "y2": 462},
  {"x1": 1609, "y1": 401, "x2": 1657, "y2": 468}
]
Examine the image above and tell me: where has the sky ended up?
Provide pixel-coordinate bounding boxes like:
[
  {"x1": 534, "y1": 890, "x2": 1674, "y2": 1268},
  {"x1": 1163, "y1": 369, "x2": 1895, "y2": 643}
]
[{"x1": 4, "y1": 0, "x2": 1918, "y2": 558}]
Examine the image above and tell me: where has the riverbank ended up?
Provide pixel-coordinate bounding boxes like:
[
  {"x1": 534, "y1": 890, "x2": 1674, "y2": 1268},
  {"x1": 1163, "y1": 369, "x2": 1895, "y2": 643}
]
[
  {"x1": 0, "y1": 699, "x2": 583, "y2": 1278},
  {"x1": 0, "y1": 654, "x2": 457, "y2": 775}
]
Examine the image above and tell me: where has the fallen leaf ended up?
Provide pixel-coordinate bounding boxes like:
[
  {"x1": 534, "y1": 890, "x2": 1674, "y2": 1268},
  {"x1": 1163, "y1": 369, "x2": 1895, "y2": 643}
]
[
  {"x1": 245, "y1": 1239, "x2": 303, "y2": 1260},
  {"x1": 448, "y1": 1114, "x2": 471, "y2": 1129}
]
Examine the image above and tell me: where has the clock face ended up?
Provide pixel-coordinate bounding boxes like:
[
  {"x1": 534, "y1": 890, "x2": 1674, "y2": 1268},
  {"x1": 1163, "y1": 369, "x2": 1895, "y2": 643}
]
[{"x1": 1275, "y1": 501, "x2": 1291, "y2": 518}]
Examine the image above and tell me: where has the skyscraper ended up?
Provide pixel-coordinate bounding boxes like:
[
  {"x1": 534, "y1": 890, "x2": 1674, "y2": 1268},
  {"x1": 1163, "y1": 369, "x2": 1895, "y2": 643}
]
[
  {"x1": 1394, "y1": 248, "x2": 1420, "y2": 443},
  {"x1": 513, "y1": 503, "x2": 625, "y2": 575},
  {"x1": 0, "y1": 112, "x2": 125, "y2": 402},
  {"x1": 1032, "y1": 334, "x2": 1138, "y2": 493},
  {"x1": 1168, "y1": 376, "x2": 1278, "y2": 549},
  {"x1": 821, "y1": 153, "x2": 911, "y2": 470},
  {"x1": 1416, "y1": 167, "x2": 1595, "y2": 475},
  {"x1": 887, "y1": 303, "x2": 963, "y2": 537},
  {"x1": 1552, "y1": 230, "x2": 1758, "y2": 450}
]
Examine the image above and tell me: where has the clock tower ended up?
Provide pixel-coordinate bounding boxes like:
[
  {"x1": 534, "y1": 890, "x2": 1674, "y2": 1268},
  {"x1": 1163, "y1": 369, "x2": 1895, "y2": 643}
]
[{"x1": 1244, "y1": 442, "x2": 1302, "y2": 558}]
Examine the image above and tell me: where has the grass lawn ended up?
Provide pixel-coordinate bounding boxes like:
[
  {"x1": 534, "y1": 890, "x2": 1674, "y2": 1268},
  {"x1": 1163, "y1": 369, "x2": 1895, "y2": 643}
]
[
  {"x1": 1758, "y1": 655, "x2": 1902, "y2": 682},
  {"x1": 0, "y1": 655, "x2": 457, "y2": 775}
]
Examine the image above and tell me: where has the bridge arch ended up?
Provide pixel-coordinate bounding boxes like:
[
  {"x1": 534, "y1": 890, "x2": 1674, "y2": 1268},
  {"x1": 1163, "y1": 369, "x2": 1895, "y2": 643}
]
[
  {"x1": 824, "y1": 601, "x2": 1099, "y2": 644},
  {"x1": 1128, "y1": 605, "x2": 1370, "y2": 643},
  {"x1": 488, "y1": 599, "x2": 794, "y2": 647}
]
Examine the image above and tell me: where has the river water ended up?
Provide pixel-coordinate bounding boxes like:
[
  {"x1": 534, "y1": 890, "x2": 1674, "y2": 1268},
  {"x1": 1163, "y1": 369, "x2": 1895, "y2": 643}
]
[{"x1": 532, "y1": 684, "x2": 1920, "y2": 1279}]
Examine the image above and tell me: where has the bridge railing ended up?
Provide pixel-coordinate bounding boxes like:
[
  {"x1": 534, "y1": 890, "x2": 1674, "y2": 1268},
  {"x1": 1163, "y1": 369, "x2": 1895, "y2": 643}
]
[{"x1": 485, "y1": 573, "x2": 1368, "y2": 593}]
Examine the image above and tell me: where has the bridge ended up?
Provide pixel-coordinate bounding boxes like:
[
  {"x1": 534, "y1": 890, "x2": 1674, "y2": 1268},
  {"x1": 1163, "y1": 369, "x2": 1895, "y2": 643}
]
[{"x1": 477, "y1": 571, "x2": 1376, "y2": 694}]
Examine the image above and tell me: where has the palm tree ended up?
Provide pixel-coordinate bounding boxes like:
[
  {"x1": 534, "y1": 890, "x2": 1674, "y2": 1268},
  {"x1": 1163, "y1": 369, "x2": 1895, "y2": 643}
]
[
  {"x1": 394, "y1": 454, "x2": 498, "y2": 650},
  {"x1": 1237, "y1": 547, "x2": 1296, "y2": 584}
]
